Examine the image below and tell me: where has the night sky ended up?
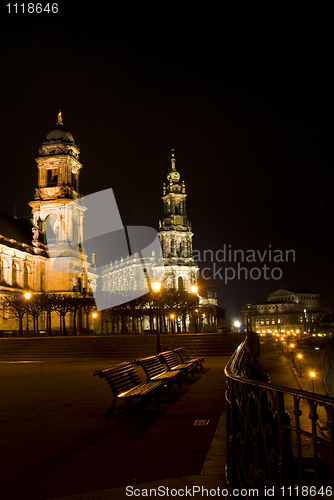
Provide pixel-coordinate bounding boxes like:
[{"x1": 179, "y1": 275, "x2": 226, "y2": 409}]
[{"x1": 1, "y1": 2, "x2": 333, "y2": 321}]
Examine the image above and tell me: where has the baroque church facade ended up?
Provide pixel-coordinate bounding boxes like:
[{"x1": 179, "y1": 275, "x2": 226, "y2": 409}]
[
  {"x1": 0, "y1": 114, "x2": 220, "y2": 334},
  {"x1": 0, "y1": 113, "x2": 96, "y2": 333}
]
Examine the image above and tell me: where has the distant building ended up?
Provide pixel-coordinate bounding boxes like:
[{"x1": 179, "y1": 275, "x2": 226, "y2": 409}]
[{"x1": 242, "y1": 287, "x2": 325, "y2": 335}]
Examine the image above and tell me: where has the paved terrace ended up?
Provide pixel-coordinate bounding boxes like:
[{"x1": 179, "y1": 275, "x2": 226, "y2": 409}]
[
  {"x1": 0, "y1": 355, "x2": 229, "y2": 500},
  {"x1": 0, "y1": 336, "x2": 328, "y2": 500}
]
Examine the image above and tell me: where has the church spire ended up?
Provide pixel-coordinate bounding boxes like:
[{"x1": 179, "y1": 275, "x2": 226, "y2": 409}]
[
  {"x1": 157, "y1": 150, "x2": 197, "y2": 290},
  {"x1": 167, "y1": 149, "x2": 180, "y2": 185}
]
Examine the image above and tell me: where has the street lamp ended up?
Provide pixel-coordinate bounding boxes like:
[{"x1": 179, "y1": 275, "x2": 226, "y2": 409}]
[
  {"x1": 151, "y1": 282, "x2": 161, "y2": 293},
  {"x1": 152, "y1": 281, "x2": 162, "y2": 354},
  {"x1": 189, "y1": 285, "x2": 198, "y2": 332},
  {"x1": 310, "y1": 371, "x2": 316, "y2": 393},
  {"x1": 298, "y1": 354, "x2": 302, "y2": 376},
  {"x1": 24, "y1": 292, "x2": 31, "y2": 336},
  {"x1": 170, "y1": 313, "x2": 175, "y2": 334},
  {"x1": 92, "y1": 312, "x2": 97, "y2": 334}
]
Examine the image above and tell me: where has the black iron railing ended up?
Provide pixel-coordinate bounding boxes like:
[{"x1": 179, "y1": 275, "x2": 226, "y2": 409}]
[{"x1": 225, "y1": 338, "x2": 334, "y2": 499}]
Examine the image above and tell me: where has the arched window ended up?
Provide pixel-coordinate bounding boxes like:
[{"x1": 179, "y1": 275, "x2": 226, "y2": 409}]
[
  {"x1": 12, "y1": 261, "x2": 20, "y2": 286},
  {"x1": 23, "y1": 264, "x2": 30, "y2": 289},
  {"x1": 178, "y1": 276, "x2": 184, "y2": 290},
  {"x1": 170, "y1": 239, "x2": 175, "y2": 257},
  {"x1": 71, "y1": 170, "x2": 78, "y2": 191},
  {"x1": 1, "y1": 257, "x2": 9, "y2": 283},
  {"x1": 72, "y1": 212, "x2": 79, "y2": 247},
  {"x1": 44, "y1": 212, "x2": 60, "y2": 245}
]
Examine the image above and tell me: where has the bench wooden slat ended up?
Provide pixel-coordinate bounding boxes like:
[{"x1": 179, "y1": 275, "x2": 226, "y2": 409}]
[
  {"x1": 93, "y1": 361, "x2": 164, "y2": 416},
  {"x1": 135, "y1": 355, "x2": 183, "y2": 388},
  {"x1": 158, "y1": 351, "x2": 196, "y2": 377},
  {"x1": 174, "y1": 347, "x2": 204, "y2": 370}
]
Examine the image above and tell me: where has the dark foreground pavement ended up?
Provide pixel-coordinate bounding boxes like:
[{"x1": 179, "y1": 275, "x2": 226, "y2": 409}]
[{"x1": 0, "y1": 357, "x2": 228, "y2": 500}]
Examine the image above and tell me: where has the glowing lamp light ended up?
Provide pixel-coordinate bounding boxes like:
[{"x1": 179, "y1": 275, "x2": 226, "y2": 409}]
[
  {"x1": 234, "y1": 321, "x2": 241, "y2": 329},
  {"x1": 92, "y1": 312, "x2": 97, "y2": 318},
  {"x1": 190, "y1": 285, "x2": 198, "y2": 294},
  {"x1": 24, "y1": 292, "x2": 31, "y2": 300},
  {"x1": 310, "y1": 371, "x2": 315, "y2": 378},
  {"x1": 151, "y1": 282, "x2": 162, "y2": 293}
]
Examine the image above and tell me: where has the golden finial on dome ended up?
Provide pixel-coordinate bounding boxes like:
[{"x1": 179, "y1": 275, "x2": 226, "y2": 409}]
[{"x1": 57, "y1": 110, "x2": 63, "y2": 125}]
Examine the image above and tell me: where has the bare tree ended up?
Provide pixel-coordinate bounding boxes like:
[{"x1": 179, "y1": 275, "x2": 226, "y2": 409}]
[{"x1": 0, "y1": 295, "x2": 26, "y2": 336}]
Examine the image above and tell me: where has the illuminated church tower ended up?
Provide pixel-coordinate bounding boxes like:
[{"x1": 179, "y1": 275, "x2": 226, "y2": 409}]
[
  {"x1": 156, "y1": 150, "x2": 198, "y2": 289},
  {"x1": 29, "y1": 112, "x2": 95, "y2": 293}
]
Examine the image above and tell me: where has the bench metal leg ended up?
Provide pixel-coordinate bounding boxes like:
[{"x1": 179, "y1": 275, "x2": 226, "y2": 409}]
[{"x1": 104, "y1": 394, "x2": 117, "y2": 417}]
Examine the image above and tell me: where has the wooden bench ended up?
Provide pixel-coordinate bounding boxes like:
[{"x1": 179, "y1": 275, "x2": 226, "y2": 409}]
[
  {"x1": 158, "y1": 350, "x2": 196, "y2": 378},
  {"x1": 134, "y1": 355, "x2": 183, "y2": 388},
  {"x1": 174, "y1": 347, "x2": 204, "y2": 371},
  {"x1": 93, "y1": 361, "x2": 164, "y2": 416}
]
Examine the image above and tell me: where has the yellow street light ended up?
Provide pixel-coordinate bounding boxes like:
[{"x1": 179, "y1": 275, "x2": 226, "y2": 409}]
[
  {"x1": 151, "y1": 282, "x2": 162, "y2": 352},
  {"x1": 92, "y1": 312, "x2": 97, "y2": 333},
  {"x1": 297, "y1": 354, "x2": 302, "y2": 376},
  {"x1": 151, "y1": 282, "x2": 162, "y2": 293},
  {"x1": 190, "y1": 285, "x2": 198, "y2": 294},
  {"x1": 24, "y1": 292, "x2": 31, "y2": 336},
  {"x1": 310, "y1": 371, "x2": 316, "y2": 393}
]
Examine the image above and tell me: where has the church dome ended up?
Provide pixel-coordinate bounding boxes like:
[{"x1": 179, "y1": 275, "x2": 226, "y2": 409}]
[
  {"x1": 38, "y1": 111, "x2": 80, "y2": 159},
  {"x1": 45, "y1": 123, "x2": 74, "y2": 143},
  {"x1": 45, "y1": 111, "x2": 74, "y2": 143}
]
